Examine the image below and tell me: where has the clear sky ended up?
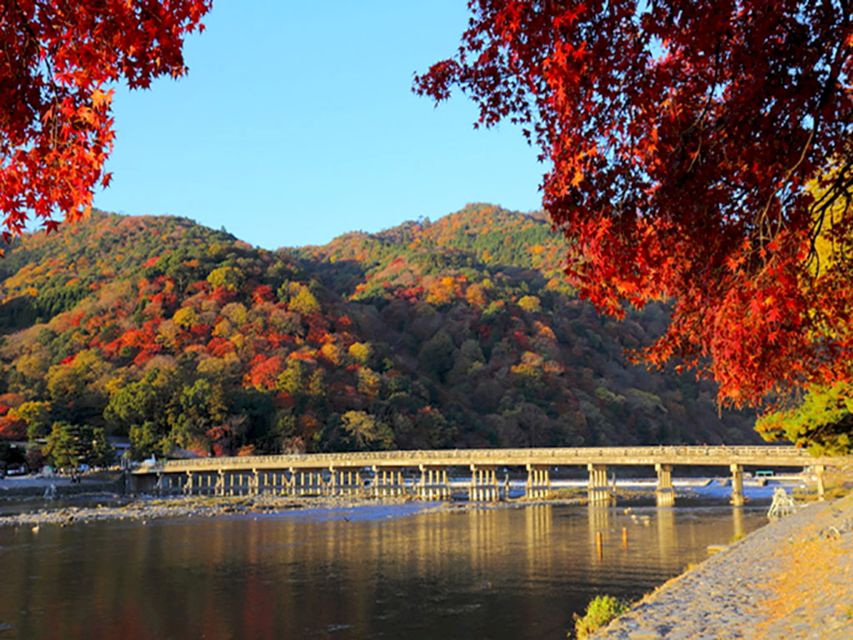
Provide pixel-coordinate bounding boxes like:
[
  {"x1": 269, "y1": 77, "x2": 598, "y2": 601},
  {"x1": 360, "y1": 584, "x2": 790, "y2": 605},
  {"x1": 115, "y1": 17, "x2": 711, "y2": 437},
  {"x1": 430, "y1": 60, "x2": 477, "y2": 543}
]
[{"x1": 92, "y1": 1, "x2": 545, "y2": 249}]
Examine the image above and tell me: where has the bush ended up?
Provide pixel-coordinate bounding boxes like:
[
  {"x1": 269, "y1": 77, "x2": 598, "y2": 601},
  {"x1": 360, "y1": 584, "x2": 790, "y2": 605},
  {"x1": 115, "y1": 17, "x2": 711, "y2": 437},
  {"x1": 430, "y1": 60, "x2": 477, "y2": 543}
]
[{"x1": 572, "y1": 595, "x2": 629, "y2": 639}]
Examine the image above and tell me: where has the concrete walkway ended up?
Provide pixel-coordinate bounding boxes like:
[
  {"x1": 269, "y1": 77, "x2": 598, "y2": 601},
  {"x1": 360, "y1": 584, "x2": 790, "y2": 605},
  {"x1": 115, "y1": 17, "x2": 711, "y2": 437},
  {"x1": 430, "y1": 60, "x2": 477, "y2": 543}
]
[{"x1": 596, "y1": 494, "x2": 853, "y2": 639}]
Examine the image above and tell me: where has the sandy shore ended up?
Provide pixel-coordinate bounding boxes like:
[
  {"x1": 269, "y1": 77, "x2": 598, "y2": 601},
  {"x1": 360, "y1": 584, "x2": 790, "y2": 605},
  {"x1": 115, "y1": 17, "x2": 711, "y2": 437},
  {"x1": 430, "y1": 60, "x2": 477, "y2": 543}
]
[{"x1": 595, "y1": 493, "x2": 853, "y2": 639}]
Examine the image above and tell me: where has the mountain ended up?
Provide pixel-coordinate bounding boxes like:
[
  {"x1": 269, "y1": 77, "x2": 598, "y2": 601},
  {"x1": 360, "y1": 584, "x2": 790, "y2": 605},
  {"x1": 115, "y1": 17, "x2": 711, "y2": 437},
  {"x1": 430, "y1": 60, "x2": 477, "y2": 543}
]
[{"x1": 0, "y1": 205, "x2": 759, "y2": 459}]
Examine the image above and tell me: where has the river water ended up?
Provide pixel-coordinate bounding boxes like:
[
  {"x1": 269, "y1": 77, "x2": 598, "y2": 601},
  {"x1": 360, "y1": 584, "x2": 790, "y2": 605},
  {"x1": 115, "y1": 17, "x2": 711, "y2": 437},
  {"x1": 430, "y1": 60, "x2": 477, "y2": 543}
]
[{"x1": 0, "y1": 503, "x2": 767, "y2": 639}]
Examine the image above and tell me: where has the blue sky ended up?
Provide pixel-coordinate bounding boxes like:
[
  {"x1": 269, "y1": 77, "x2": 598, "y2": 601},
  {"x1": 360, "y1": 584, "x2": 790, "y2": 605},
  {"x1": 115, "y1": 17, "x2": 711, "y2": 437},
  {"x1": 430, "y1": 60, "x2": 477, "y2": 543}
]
[{"x1": 93, "y1": 2, "x2": 545, "y2": 249}]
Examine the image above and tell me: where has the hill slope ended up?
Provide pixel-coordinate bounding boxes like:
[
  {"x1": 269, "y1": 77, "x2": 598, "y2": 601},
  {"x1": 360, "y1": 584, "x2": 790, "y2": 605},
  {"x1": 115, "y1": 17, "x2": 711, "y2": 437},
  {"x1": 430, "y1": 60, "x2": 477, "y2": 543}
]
[{"x1": 0, "y1": 206, "x2": 758, "y2": 459}]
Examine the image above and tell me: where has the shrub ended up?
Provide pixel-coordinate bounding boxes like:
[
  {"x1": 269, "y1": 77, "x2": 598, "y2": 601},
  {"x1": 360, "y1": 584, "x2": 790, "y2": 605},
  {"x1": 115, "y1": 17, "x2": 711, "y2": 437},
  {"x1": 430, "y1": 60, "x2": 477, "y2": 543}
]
[{"x1": 572, "y1": 595, "x2": 629, "y2": 639}]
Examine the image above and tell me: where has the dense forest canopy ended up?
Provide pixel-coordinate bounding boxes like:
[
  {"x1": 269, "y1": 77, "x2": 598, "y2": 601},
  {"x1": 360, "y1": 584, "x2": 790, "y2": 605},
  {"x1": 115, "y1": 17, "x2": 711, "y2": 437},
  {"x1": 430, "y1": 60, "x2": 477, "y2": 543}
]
[{"x1": 0, "y1": 207, "x2": 760, "y2": 464}]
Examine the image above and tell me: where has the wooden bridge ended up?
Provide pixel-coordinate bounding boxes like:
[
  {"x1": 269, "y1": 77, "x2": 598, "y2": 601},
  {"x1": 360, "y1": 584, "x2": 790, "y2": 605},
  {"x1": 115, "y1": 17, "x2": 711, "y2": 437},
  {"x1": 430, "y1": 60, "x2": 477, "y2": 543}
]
[{"x1": 129, "y1": 445, "x2": 838, "y2": 506}]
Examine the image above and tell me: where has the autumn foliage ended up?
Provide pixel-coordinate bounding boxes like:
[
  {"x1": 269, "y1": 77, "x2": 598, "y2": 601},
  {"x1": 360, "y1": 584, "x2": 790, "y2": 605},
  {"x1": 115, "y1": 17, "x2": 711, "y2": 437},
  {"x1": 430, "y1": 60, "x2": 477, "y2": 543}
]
[
  {"x1": 0, "y1": 208, "x2": 759, "y2": 456},
  {"x1": 0, "y1": 0, "x2": 210, "y2": 237},
  {"x1": 416, "y1": 1, "x2": 852, "y2": 408}
]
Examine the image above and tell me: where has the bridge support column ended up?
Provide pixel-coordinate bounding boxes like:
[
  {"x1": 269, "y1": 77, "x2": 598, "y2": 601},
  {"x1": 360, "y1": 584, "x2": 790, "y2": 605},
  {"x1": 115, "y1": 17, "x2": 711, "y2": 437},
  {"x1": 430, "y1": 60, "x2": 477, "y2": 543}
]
[
  {"x1": 655, "y1": 464, "x2": 675, "y2": 507},
  {"x1": 813, "y1": 465, "x2": 826, "y2": 500},
  {"x1": 525, "y1": 465, "x2": 534, "y2": 499},
  {"x1": 184, "y1": 472, "x2": 194, "y2": 496},
  {"x1": 730, "y1": 464, "x2": 744, "y2": 506},
  {"x1": 588, "y1": 464, "x2": 610, "y2": 505},
  {"x1": 418, "y1": 465, "x2": 441, "y2": 500},
  {"x1": 250, "y1": 469, "x2": 259, "y2": 496},
  {"x1": 525, "y1": 465, "x2": 550, "y2": 499},
  {"x1": 468, "y1": 465, "x2": 496, "y2": 502},
  {"x1": 374, "y1": 469, "x2": 381, "y2": 498},
  {"x1": 328, "y1": 467, "x2": 337, "y2": 496}
]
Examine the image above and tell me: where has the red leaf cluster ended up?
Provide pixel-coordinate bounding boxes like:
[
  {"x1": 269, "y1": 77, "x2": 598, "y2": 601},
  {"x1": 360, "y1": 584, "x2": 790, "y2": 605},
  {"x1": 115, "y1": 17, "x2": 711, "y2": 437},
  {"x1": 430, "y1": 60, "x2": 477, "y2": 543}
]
[
  {"x1": 416, "y1": 0, "x2": 852, "y2": 406},
  {"x1": 0, "y1": 0, "x2": 210, "y2": 236}
]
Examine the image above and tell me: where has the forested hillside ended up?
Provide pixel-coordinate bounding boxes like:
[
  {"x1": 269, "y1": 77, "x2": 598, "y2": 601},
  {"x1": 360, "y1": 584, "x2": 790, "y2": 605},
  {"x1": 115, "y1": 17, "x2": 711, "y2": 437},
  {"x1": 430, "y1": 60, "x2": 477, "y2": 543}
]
[{"x1": 0, "y1": 206, "x2": 759, "y2": 464}]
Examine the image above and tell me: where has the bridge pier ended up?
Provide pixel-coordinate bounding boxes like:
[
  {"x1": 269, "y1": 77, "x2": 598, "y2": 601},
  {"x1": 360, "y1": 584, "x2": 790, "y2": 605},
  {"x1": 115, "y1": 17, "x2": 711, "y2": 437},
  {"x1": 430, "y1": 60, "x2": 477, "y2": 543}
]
[
  {"x1": 813, "y1": 465, "x2": 826, "y2": 500},
  {"x1": 372, "y1": 466, "x2": 384, "y2": 498},
  {"x1": 730, "y1": 464, "x2": 744, "y2": 506},
  {"x1": 525, "y1": 464, "x2": 550, "y2": 499},
  {"x1": 417, "y1": 466, "x2": 442, "y2": 500},
  {"x1": 418, "y1": 464, "x2": 450, "y2": 500},
  {"x1": 588, "y1": 464, "x2": 610, "y2": 505},
  {"x1": 329, "y1": 467, "x2": 356, "y2": 496},
  {"x1": 469, "y1": 465, "x2": 498, "y2": 502},
  {"x1": 655, "y1": 463, "x2": 675, "y2": 507}
]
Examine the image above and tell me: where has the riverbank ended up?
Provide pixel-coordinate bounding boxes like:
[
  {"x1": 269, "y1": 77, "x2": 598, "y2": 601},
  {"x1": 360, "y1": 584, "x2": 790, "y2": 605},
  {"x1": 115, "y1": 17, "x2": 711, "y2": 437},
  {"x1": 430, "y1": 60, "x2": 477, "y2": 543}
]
[
  {"x1": 0, "y1": 478, "x2": 793, "y2": 528},
  {"x1": 0, "y1": 494, "x2": 431, "y2": 527},
  {"x1": 594, "y1": 492, "x2": 853, "y2": 639}
]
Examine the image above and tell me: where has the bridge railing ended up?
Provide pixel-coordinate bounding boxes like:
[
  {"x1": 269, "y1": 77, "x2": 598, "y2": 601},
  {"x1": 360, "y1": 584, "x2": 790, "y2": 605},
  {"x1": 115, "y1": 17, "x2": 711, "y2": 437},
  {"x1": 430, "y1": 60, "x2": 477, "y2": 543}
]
[{"x1": 135, "y1": 445, "x2": 818, "y2": 473}]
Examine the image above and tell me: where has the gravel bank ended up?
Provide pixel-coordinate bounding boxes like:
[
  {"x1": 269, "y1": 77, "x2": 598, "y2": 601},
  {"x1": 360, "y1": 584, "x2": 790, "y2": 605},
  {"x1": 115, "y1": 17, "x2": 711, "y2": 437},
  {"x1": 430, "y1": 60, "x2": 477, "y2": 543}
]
[
  {"x1": 0, "y1": 494, "x2": 421, "y2": 527},
  {"x1": 595, "y1": 494, "x2": 853, "y2": 639}
]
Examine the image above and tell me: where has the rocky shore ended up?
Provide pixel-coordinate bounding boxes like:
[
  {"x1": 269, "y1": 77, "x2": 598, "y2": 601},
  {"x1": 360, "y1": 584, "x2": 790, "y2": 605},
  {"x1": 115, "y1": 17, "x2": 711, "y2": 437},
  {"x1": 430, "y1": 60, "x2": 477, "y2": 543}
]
[{"x1": 595, "y1": 493, "x2": 853, "y2": 639}]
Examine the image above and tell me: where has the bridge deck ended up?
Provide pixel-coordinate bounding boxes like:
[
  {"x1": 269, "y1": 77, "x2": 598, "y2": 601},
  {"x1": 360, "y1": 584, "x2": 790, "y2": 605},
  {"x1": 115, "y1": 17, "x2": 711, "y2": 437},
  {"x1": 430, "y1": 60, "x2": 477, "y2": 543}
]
[{"x1": 132, "y1": 446, "x2": 833, "y2": 474}]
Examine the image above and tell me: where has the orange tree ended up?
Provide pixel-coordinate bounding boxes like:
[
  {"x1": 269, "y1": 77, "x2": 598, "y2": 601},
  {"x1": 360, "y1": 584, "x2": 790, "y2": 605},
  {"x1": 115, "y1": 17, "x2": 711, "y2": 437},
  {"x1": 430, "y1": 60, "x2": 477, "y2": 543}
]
[
  {"x1": 0, "y1": 0, "x2": 210, "y2": 238},
  {"x1": 416, "y1": 1, "x2": 852, "y2": 431}
]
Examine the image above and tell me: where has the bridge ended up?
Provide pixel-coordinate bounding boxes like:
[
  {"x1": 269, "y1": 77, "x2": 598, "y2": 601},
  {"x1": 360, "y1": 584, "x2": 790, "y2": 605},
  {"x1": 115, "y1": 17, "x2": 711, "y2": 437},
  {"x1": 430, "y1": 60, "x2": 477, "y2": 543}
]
[{"x1": 129, "y1": 445, "x2": 838, "y2": 506}]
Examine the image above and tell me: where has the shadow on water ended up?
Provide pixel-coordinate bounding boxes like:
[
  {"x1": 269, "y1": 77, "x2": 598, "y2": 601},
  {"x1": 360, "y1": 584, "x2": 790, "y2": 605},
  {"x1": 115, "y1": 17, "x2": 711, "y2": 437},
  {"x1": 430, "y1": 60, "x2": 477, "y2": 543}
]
[{"x1": 0, "y1": 503, "x2": 767, "y2": 639}]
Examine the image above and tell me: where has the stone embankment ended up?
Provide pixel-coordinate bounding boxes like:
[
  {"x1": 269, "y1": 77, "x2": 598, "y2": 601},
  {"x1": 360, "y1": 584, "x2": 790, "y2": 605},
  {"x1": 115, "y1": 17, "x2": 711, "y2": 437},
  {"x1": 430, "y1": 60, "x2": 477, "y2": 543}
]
[{"x1": 595, "y1": 493, "x2": 853, "y2": 639}]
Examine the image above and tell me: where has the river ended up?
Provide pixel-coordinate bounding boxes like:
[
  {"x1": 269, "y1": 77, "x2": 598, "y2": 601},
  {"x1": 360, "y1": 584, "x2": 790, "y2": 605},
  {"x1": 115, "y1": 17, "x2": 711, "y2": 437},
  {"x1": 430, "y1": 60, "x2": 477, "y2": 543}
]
[{"x1": 0, "y1": 502, "x2": 767, "y2": 639}]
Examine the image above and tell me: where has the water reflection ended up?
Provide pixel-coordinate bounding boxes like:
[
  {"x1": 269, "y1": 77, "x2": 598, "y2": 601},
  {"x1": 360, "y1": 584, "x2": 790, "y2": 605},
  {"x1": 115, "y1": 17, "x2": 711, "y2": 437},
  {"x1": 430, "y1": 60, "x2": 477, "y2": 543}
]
[{"x1": 0, "y1": 505, "x2": 767, "y2": 639}]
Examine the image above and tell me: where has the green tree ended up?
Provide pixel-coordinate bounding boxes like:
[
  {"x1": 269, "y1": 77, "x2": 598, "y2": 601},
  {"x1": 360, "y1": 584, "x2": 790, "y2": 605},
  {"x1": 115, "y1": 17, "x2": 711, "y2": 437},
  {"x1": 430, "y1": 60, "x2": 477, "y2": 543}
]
[
  {"x1": 756, "y1": 382, "x2": 852, "y2": 456},
  {"x1": 206, "y1": 265, "x2": 243, "y2": 291},
  {"x1": 45, "y1": 349, "x2": 110, "y2": 423},
  {"x1": 89, "y1": 428, "x2": 114, "y2": 468},
  {"x1": 12, "y1": 401, "x2": 52, "y2": 441},
  {"x1": 418, "y1": 330, "x2": 455, "y2": 380},
  {"x1": 45, "y1": 422, "x2": 86, "y2": 470},
  {"x1": 276, "y1": 360, "x2": 306, "y2": 397},
  {"x1": 104, "y1": 369, "x2": 176, "y2": 458},
  {"x1": 167, "y1": 379, "x2": 227, "y2": 451},
  {"x1": 340, "y1": 411, "x2": 394, "y2": 451}
]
